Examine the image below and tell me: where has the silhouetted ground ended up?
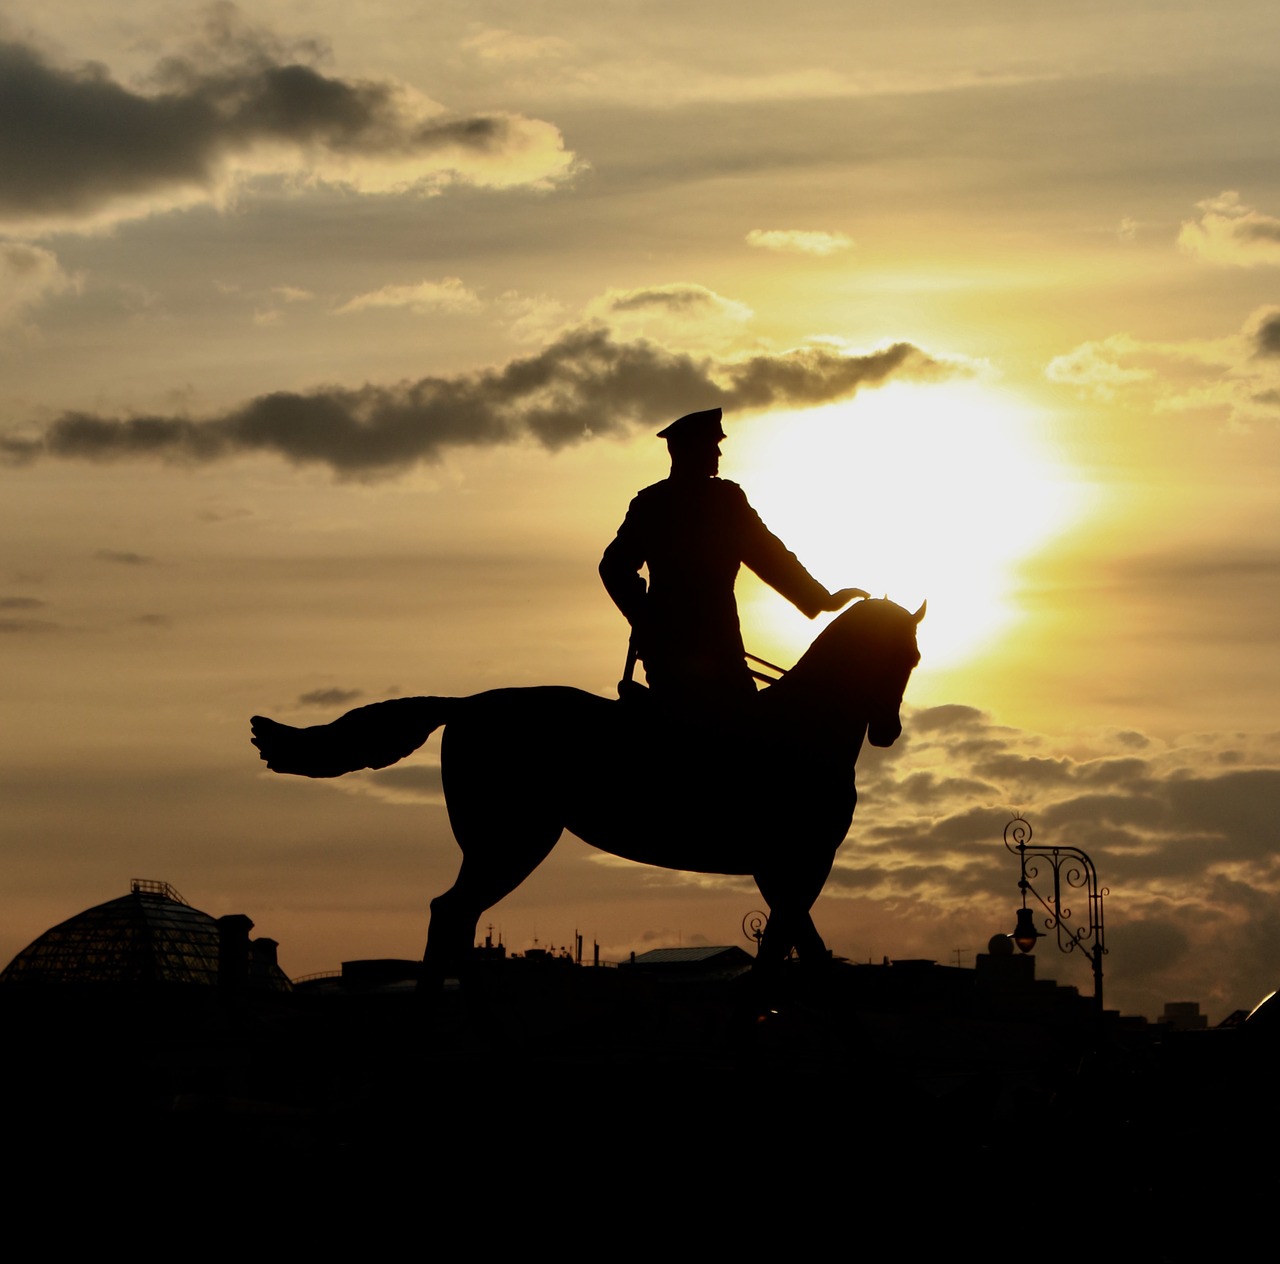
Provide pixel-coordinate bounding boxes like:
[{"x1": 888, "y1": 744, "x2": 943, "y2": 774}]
[{"x1": 2, "y1": 961, "x2": 1274, "y2": 1234}]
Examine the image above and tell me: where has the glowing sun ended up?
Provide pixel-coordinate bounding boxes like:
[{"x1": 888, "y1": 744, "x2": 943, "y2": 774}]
[{"x1": 728, "y1": 380, "x2": 1083, "y2": 670}]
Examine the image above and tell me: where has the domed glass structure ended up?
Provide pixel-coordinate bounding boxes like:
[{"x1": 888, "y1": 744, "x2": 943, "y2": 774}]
[{"x1": 0, "y1": 880, "x2": 289, "y2": 990}]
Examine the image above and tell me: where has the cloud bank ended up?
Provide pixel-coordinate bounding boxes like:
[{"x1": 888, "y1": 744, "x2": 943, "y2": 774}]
[
  {"x1": 1178, "y1": 191, "x2": 1280, "y2": 268},
  {"x1": 1045, "y1": 309, "x2": 1280, "y2": 421},
  {"x1": 601, "y1": 284, "x2": 752, "y2": 321},
  {"x1": 0, "y1": 242, "x2": 81, "y2": 327},
  {"x1": 746, "y1": 229, "x2": 854, "y2": 256},
  {"x1": 298, "y1": 687, "x2": 364, "y2": 707},
  {"x1": 1043, "y1": 335, "x2": 1154, "y2": 399},
  {"x1": 584, "y1": 284, "x2": 755, "y2": 351},
  {"x1": 844, "y1": 704, "x2": 1280, "y2": 1016},
  {"x1": 0, "y1": 17, "x2": 576, "y2": 236},
  {"x1": 335, "y1": 277, "x2": 483, "y2": 316},
  {"x1": 1, "y1": 327, "x2": 957, "y2": 478}
]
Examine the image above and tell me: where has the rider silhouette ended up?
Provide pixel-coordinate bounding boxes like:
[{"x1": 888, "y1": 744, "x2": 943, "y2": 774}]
[{"x1": 600, "y1": 407, "x2": 867, "y2": 710}]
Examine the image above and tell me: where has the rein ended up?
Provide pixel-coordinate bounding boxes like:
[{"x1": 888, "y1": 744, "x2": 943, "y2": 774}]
[
  {"x1": 745, "y1": 650, "x2": 788, "y2": 685},
  {"x1": 619, "y1": 641, "x2": 790, "y2": 691}
]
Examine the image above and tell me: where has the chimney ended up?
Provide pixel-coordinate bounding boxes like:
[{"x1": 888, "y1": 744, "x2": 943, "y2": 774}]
[
  {"x1": 217, "y1": 914, "x2": 255, "y2": 990},
  {"x1": 252, "y1": 937, "x2": 279, "y2": 969}
]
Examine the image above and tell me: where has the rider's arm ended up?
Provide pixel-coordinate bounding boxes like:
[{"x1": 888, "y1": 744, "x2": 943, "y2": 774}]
[
  {"x1": 732, "y1": 485, "x2": 857, "y2": 618},
  {"x1": 599, "y1": 497, "x2": 649, "y2": 628}
]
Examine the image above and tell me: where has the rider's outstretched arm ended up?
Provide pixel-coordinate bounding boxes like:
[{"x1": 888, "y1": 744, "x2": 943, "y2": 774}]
[{"x1": 734, "y1": 488, "x2": 866, "y2": 617}]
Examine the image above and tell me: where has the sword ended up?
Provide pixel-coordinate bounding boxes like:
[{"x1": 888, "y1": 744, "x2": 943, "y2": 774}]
[{"x1": 618, "y1": 634, "x2": 640, "y2": 696}]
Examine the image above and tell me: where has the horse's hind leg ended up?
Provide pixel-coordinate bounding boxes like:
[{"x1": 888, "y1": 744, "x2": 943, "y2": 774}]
[{"x1": 420, "y1": 824, "x2": 563, "y2": 989}]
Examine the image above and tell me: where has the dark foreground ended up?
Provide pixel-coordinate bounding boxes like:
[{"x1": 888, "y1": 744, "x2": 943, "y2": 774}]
[{"x1": 3, "y1": 960, "x2": 1275, "y2": 1234}]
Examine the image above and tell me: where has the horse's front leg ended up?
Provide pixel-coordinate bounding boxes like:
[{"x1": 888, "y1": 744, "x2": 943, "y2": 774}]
[
  {"x1": 754, "y1": 909, "x2": 827, "y2": 968},
  {"x1": 792, "y1": 911, "x2": 830, "y2": 960},
  {"x1": 752, "y1": 855, "x2": 835, "y2": 970}
]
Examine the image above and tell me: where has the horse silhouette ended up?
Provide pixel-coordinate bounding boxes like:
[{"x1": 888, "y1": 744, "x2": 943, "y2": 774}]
[{"x1": 250, "y1": 597, "x2": 924, "y2": 981}]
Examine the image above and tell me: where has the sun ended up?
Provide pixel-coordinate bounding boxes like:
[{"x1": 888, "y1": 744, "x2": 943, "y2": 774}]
[{"x1": 727, "y1": 379, "x2": 1084, "y2": 671}]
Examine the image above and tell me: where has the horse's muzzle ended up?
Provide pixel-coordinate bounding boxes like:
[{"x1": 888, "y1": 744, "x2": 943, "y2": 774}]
[{"x1": 868, "y1": 715, "x2": 902, "y2": 747}]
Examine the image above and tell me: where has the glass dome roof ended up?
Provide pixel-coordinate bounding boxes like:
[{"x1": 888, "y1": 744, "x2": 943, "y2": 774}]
[{"x1": 0, "y1": 880, "x2": 283, "y2": 988}]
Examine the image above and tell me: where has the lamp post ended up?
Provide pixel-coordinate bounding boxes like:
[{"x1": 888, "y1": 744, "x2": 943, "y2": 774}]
[{"x1": 1004, "y1": 814, "x2": 1108, "y2": 1013}]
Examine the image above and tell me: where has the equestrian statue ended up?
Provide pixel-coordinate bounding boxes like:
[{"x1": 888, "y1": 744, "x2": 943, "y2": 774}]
[{"x1": 250, "y1": 595, "x2": 924, "y2": 983}]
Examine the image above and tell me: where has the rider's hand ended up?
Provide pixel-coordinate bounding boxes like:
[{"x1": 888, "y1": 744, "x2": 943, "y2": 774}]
[{"x1": 822, "y1": 587, "x2": 869, "y2": 611}]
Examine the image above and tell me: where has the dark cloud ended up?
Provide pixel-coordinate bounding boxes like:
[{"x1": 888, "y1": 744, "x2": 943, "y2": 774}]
[
  {"x1": 1, "y1": 326, "x2": 955, "y2": 478},
  {"x1": 366, "y1": 765, "x2": 444, "y2": 796},
  {"x1": 911, "y1": 704, "x2": 989, "y2": 733},
  {"x1": 1113, "y1": 730, "x2": 1150, "y2": 750},
  {"x1": 1039, "y1": 791, "x2": 1166, "y2": 834},
  {"x1": 1251, "y1": 309, "x2": 1280, "y2": 358},
  {"x1": 974, "y1": 752, "x2": 1076, "y2": 789},
  {"x1": 133, "y1": 613, "x2": 171, "y2": 627},
  {"x1": 0, "y1": 617, "x2": 59, "y2": 633},
  {"x1": 0, "y1": 596, "x2": 46, "y2": 609},
  {"x1": 1074, "y1": 757, "x2": 1150, "y2": 787},
  {"x1": 1106, "y1": 918, "x2": 1190, "y2": 979},
  {"x1": 606, "y1": 285, "x2": 729, "y2": 315},
  {"x1": 1238, "y1": 219, "x2": 1280, "y2": 245},
  {"x1": 94, "y1": 549, "x2": 155, "y2": 565},
  {"x1": 863, "y1": 803, "x2": 1014, "y2": 852},
  {"x1": 0, "y1": 40, "x2": 207, "y2": 219},
  {"x1": 725, "y1": 342, "x2": 948, "y2": 408},
  {"x1": 895, "y1": 770, "x2": 1000, "y2": 804},
  {"x1": 298, "y1": 687, "x2": 364, "y2": 707},
  {"x1": 1205, "y1": 876, "x2": 1280, "y2": 993},
  {"x1": 1165, "y1": 768, "x2": 1280, "y2": 842},
  {"x1": 0, "y1": 19, "x2": 571, "y2": 229}
]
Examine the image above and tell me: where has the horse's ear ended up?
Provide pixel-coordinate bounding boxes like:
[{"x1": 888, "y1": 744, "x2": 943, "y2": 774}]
[{"x1": 912, "y1": 600, "x2": 927, "y2": 624}]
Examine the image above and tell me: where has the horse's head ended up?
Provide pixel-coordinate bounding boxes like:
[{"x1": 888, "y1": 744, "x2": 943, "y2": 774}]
[
  {"x1": 779, "y1": 597, "x2": 925, "y2": 747},
  {"x1": 861, "y1": 599, "x2": 925, "y2": 746}
]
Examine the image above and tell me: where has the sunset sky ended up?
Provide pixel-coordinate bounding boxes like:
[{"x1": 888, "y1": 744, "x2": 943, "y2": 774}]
[{"x1": 4, "y1": 1, "x2": 1280, "y2": 1019}]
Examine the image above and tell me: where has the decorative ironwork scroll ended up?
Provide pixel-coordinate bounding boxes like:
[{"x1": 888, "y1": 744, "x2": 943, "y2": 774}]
[{"x1": 1004, "y1": 814, "x2": 1108, "y2": 1011}]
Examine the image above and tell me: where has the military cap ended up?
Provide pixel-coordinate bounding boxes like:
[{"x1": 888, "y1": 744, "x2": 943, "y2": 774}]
[{"x1": 656, "y1": 407, "x2": 726, "y2": 445}]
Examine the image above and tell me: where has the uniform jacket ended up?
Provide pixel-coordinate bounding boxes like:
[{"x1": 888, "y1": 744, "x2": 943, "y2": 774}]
[{"x1": 599, "y1": 476, "x2": 830, "y2": 698}]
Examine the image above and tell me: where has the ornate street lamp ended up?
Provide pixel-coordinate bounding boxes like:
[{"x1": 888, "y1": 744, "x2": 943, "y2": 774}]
[
  {"x1": 1004, "y1": 815, "x2": 1108, "y2": 1013},
  {"x1": 1012, "y1": 906, "x2": 1041, "y2": 954}
]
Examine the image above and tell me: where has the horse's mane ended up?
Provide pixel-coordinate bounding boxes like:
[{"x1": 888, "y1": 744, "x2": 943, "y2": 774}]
[
  {"x1": 747, "y1": 598, "x2": 921, "y2": 736},
  {"x1": 770, "y1": 598, "x2": 919, "y2": 701}
]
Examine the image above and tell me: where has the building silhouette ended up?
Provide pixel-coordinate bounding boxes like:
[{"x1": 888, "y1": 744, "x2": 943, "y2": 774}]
[{"x1": 0, "y1": 878, "x2": 289, "y2": 992}]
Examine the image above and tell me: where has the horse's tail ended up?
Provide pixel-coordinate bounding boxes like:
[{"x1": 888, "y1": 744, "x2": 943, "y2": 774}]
[{"x1": 250, "y1": 696, "x2": 451, "y2": 778}]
